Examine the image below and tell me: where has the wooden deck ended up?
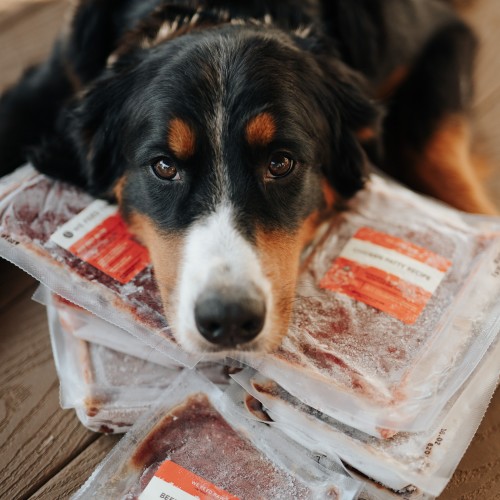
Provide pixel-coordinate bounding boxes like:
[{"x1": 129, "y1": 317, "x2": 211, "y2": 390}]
[{"x1": 0, "y1": 1, "x2": 499, "y2": 498}]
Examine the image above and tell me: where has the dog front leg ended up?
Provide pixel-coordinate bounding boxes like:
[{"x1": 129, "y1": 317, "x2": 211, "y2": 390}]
[{"x1": 381, "y1": 21, "x2": 498, "y2": 215}]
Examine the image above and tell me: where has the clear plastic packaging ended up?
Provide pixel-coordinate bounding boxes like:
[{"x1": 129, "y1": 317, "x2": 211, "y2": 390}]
[
  {"x1": 44, "y1": 288, "x2": 184, "y2": 433},
  {"x1": 34, "y1": 285, "x2": 183, "y2": 368},
  {"x1": 0, "y1": 165, "x2": 199, "y2": 367},
  {"x1": 42, "y1": 286, "x2": 230, "y2": 432},
  {"x1": 35, "y1": 285, "x2": 231, "y2": 383},
  {"x1": 73, "y1": 370, "x2": 362, "y2": 500},
  {"x1": 4, "y1": 165, "x2": 500, "y2": 436},
  {"x1": 232, "y1": 333, "x2": 500, "y2": 497},
  {"x1": 239, "y1": 175, "x2": 500, "y2": 436}
]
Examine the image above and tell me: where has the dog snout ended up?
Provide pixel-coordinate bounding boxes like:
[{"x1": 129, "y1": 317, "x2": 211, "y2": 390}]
[{"x1": 194, "y1": 286, "x2": 266, "y2": 347}]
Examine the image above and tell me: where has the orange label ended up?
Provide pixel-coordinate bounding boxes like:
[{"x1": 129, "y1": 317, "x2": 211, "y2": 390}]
[
  {"x1": 140, "y1": 460, "x2": 239, "y2": 500},
  {"x1": 50, "y1": 200, "x2": 150, "y2": 284},
  {"x1": 320, "y1": 227, "x2": 451, "y2": 324}
]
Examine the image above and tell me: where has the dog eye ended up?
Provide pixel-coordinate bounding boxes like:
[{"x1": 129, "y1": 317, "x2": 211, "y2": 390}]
[
  {"x1": 267, "y1": 153, "x2": 295, "y2": 179},
  {"x1": 152, "y1": 158, "x2": 180, "y2": 181}
]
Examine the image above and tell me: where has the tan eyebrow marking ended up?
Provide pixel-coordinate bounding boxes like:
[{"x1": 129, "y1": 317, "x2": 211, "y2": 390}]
[
  {"x1": 245, "y1": 112, "x2": 276, "y2": 147},
  {"x1": 167, "y1": 118, "x2": 196, "y2": 160}
]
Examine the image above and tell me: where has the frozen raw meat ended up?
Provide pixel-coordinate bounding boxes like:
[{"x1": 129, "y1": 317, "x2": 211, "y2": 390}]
[
  {"x1": 233, "y1": 333, "x2": 500, "y2": 496},
  {"x1": 74, "y1": 372, "x2": 361, "y2": 499},
  {"x1": 45, "y1": 291, "x2": 182, "y2": 432},
  {"x1": 0, "y1": 165, "x2": 197, "y2": 366},
  {"x1": 43, "y1": 288, "x2": 231, "y2": 432},
  {"x1": 241, "y1": 176, "x2": 500, "y2": 435}
]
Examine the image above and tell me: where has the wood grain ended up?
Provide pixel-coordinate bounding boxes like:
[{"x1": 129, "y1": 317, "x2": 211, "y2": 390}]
[
  {"x1": 0, "y1": 287, "x2": 98, "y2": 500},
  {"x1": 0, "y1": 0, "x2": 68, "y2": 93},
  {"x1": 30, "y1": 435, "x2": 121, "y2": 500},
  {"x1": 0, "y1": 259, "x2": 36, "y2": 311},
  {"x1": 440, "y1": 387, "x2": 500, "y2": 500}
]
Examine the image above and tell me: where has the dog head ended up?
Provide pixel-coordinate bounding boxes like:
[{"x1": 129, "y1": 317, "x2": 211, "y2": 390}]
[{"x1": 32, "y1": 13, "x2": 380, "y2": 354}]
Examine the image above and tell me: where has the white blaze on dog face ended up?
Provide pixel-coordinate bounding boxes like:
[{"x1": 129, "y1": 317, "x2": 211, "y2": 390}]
[{"x1": 174, "y1": 203, "x2": 273, "y2": 352}]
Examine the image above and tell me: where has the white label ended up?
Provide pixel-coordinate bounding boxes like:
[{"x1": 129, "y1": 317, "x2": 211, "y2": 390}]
[
  {"x1": 340, "y1": 238, "x2": 446, "y2": 293},
  {"x1": 50, "y1": 200, "x2": 118, "y2": 249},
  {"x1": 139, "y1": 476, "x2": 199, "y2": 500}
]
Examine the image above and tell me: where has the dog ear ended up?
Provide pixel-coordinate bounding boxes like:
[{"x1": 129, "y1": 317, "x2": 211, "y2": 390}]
[
  {"x1": 297, "y1": 32, "x2": 383, "y2": 198},
  {"x1": 29, "y1": 71, "x2": 130, "y2": 197},
  {"x1": 324, "y1": 61, "x2": 383, "y2": 198}
]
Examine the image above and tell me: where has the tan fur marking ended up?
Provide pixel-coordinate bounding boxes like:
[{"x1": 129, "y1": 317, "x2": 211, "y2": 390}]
[
  {"x1": 321, "y1": 179, "x2": 337, "y2": 211},
  {"x1": 376, "y1": 66, "x2": 409, "y2": 100},
  {"x1": 410, "y1": 115, "x2": 498, "y2": 214},
  {"x1": 128, "y1": 212, "x2": 184, "y2": 320},
  {"x1": 113, "y1": 176, "x2": 126, "y2": 204},
  {"x1": 356, "y1": 127, "x2": 376, "y2": 142},
  {"x1": 255, "y1": 211, "x2": 322, "y2": 348},
  {"x1": 245, "y1": 112, "x2": 276, "y2": 147},
  {"x1": 168, "y1": 118, "x2": 196, "y2": 160}
]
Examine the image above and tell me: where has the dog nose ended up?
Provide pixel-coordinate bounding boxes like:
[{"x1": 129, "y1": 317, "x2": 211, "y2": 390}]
[{"x1": 194, "y1": 288, "x2": 266, "y2": 347}]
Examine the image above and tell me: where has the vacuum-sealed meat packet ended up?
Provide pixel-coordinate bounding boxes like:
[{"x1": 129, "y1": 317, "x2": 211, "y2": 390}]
[
  {"x1": 44, "y1": 289, "x2": 182, "y2": 433},
  {"x1": 43, "y1": 288, "x2": 230, "y2": 432},
  {"x1": 60, "y1": 299, "x2": 181, "y2": 368},
  {"x1": 36, "y1": 286, "x2": 232, "y2": 383},
  {"x1": 34, "y1": 284, "x2": 182, "y2": 368},
  {"x1": 73, "y1": 371, "x2": 362, "y2": 500},
  {"x1": 4, "y1": 165, "x2": 500, "y2": 435},
  {"x1": 0, "y1": 165, "x2": 198, "y2": 367},
  {"x1": 232, "y1": 333, "x2": 500, "y2": 497},
  {"x1": 241, "y1": 175, "x2": 500, "y2": 436}
]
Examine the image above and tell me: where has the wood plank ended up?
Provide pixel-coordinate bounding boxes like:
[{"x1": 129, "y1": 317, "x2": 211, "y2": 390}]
[
  {"x1": 0, "y1": 0, "x2": 58, "y2": 17},
  {"x1": 439, "y1": 386, "x2": 500, "y2": 499},
  {"x1": 0, "y1": 260, "x2": 37, "y2": 312},
  {"x1": 30, "y1": 435, "x2": 120, "y2": 500},
  {"x1": 0, "y1": 287, "x2": 99, "y2": 500},
  {"x1": 0, "y1": 0, "x2": 67, "y2": 93}
]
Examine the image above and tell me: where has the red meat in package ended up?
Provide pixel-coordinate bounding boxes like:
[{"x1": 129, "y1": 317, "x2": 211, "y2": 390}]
[
  {"x1": 240, "y1": 176, "x2": 500, "y2": 436},
  {"x1": 2, "y1": 166, "x2": 500, "y2": 437},
  {"x1": 42, "y1": 287, "x2": 231, "y2": 433},
  {"x1": 73, "y1": 371, "x2": 361, "y2": 499},
  {"x1": 0, "y1": 165, "x2": 197, "y2": 366}
]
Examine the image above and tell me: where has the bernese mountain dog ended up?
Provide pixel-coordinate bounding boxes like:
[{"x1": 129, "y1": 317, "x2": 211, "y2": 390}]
[{"x1": 0, "y1": 0, "x2": 496, "y2": 353}]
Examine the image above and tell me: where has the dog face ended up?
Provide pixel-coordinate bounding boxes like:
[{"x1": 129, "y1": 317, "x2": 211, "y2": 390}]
[{"x1": 36, "y1": 22, "x2": 379, "y2": 353}]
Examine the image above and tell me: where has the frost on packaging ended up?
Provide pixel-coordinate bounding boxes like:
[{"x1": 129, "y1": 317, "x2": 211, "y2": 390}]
[
  {"x1": 45, "y1": 291, "x2": 182, "y2": 433},
  {"x1": 242, "y1": 176, "x2": 500, "y2": 435},
  {"x1": 233, "y1": 331, "x2": 500, "y2": 498},
  {"x1": 0, "y1": 165, "x2": 198, "y2": 366},
  {"x1": 44, "y1": 290, "x2": 230, "y2": 432},
  {"x1": 74, "y1": 372, "x2": 361, "y2": 499},
  {"x1": 2, "y1": 166, "x2": 500, "y2": 435}
]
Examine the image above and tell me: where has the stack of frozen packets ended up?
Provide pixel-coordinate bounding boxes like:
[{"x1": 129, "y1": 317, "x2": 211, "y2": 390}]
[
  {"x1": 226, "y1": 175, "x2": 500, "y2": 497},
  {"x1": 1, "y1": 164, "x2": 499, "y2": 498},
  {"x1": 231, "y1": 338, "x2": 500, "y2": 498},
  {"x1": 38, "y1": 289, "x2": 363, "y2": 499},
  {"x1": 234, "y1": 175, "x2": 500, "y2": 438},
  {"x1": 36, "y1": 286, "x2": 229, "y2": 433}
]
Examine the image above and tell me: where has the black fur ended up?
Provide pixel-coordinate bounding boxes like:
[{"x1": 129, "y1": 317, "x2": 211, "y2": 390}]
[
  {"x1": 0, "y1": 40, "x2": 73, "y2": 174},
  {"x1": 0, "y1": 0, "x2": 474, "y2": 237}
]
